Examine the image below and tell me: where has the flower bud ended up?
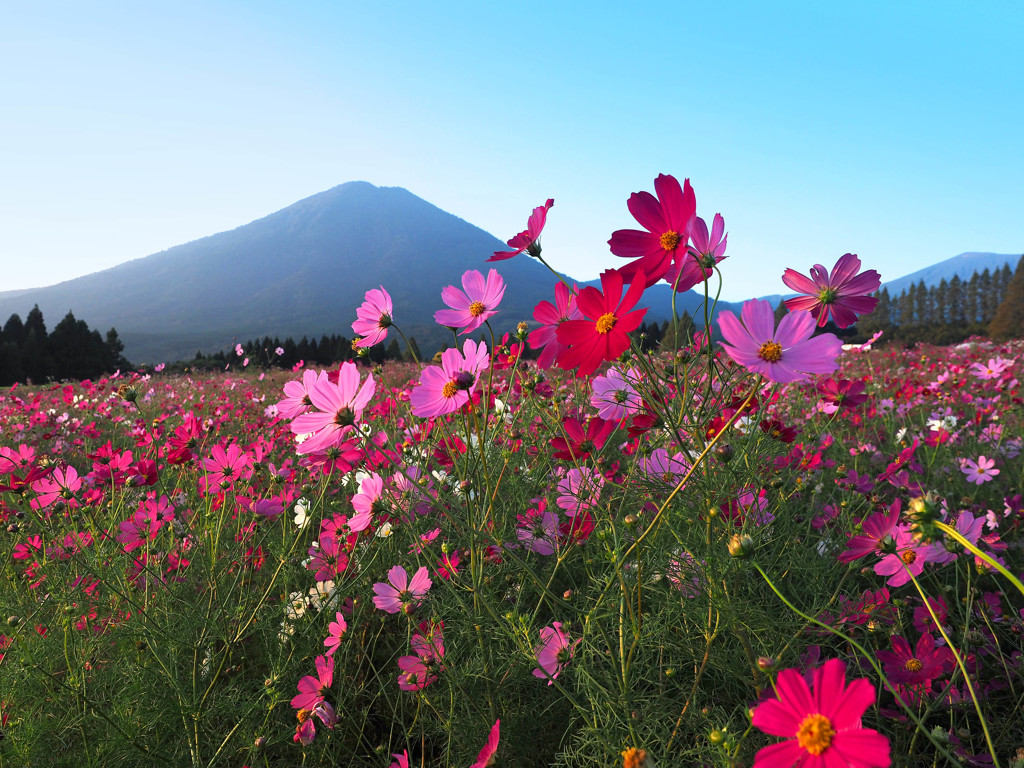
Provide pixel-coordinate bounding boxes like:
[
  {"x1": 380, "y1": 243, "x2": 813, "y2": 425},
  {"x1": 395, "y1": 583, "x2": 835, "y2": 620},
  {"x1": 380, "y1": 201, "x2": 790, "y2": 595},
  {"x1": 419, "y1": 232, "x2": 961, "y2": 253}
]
[
  {"x1": 714, "y1": 444, "x2": 734, "y2": 463},
  {"x1": 728, "y1": 533, "x2": 754, "y2": 558}
]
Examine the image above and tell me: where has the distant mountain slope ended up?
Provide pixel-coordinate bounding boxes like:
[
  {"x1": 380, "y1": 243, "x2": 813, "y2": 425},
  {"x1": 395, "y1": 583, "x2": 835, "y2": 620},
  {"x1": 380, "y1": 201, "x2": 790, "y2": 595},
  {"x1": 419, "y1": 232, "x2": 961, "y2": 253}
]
[
  {"x1": 0, "y1": 183, "x2": 730, "y2": 363},
  {"x1": 880, "y1": 252, "x2": 1021, "y2": 296}
]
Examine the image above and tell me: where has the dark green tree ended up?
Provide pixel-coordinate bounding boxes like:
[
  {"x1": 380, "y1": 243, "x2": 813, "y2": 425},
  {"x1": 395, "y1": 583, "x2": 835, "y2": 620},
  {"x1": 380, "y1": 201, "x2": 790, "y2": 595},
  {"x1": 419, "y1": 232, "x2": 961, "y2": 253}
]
[{"x1": 988, "y1": 255, "x2": 1024, "y2": 340}]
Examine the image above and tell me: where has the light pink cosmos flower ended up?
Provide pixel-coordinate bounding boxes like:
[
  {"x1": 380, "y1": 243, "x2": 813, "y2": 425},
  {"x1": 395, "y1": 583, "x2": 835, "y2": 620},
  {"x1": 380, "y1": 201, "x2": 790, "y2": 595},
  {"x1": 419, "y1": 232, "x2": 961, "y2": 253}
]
[
  {"x1": 351, "y1": 286, "x2": 394, "y2": 347},
  {"x1": 324, "y1": 611, "x2": 348, "y2": 657},
  {"x1": 532, "y1": 621, "x2": 580, "y2": 684},
  {"x1": 389, "y1": 751, "x2": 410, "y2": 768},
  {"x1": 30, "y1": 464, "x2": 83, "y2": 510},
  {"x1": 556, "y1": 467, "x2": 604, "y2": 517},
  {"x1": 663, "y1": 213, "x2": 728, "y2": 292},
  {"x1": 639, "y1": 448, "x2": 690, "y2": 487},
  {"x1": 529, "y1": 281, "x2": 582, "y2": 369},
  {"x1": 782, "y1": 253, "x2": 881, "y2": 328},
  {"x1": 961, "y1": 455, "x2": 999, "y2": 484},
  {"x1": 372, "y1": 565, "x2": 432, "y2": 614},
  {"x1": 434, "y1": 269, "x2": 505, "y2": 335},
  {"x1": 590, "y1": 366, "x2": 643, "y2": 420},
  {"x1": 349, "y1": 472, "x2": 385, "y2": 532},
  {"x1": 200, "y1": 443, "x2": 254, "y2": 492},
  {"x1": 875, "y1": 526, "x2": 931, "y2": 587},
  {"x1": 470, "y1": 719, "x2": 501, "y2": 768},
  {"x1": 294, "y1": 701, "x2": 336, "y2": 746},
  {"x1": 490, "y1": 198, "x2": 553, "y2": 261},
  {"x1": 289, "y1": 362, "x2": 376, "y2": 455},
  {"x1": 717, "y1": 299, "x2": 843, "y2": 384},
  {"x1": 516, "y1": 503, "x2": 560, "y2": 555},
  {"x1": 397, "y1": 620, "x2": 445, "y2": 691},
  {"x1": 409, "y1": 339, "x2": 489, "y2": 418}
]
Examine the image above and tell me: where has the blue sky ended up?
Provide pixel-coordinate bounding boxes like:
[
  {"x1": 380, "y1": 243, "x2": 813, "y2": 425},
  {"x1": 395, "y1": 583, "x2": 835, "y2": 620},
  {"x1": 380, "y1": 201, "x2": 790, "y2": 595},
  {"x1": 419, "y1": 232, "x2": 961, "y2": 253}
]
[{"x1": 2, "y1": 1, "x2": 1021, "y2": 302}]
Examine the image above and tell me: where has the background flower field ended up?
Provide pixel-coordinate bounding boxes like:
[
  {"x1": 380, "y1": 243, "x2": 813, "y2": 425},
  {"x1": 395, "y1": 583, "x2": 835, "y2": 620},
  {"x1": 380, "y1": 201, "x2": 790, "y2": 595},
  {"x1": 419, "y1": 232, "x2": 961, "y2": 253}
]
[{"x1": 1, "y1": 177, "x2": 1022, "y2": 768}]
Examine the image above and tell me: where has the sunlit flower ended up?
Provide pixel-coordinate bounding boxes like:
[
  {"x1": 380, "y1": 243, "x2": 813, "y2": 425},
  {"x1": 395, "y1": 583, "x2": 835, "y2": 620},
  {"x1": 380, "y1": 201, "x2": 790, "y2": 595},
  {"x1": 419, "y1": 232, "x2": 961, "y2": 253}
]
[
  {"x1": 782, "y1": 253, "x2": 880, "y2": 328},
  {"x1": 351, "y1": 286, "x2": 394, "y2": 347},
  {"x1": 372, "y1": 565, "x2": 432, "y2": 614},
  {"x1": 409, "y1": 339, "x2": 489, "y2": 418},
  {"x1": 751, "y1": 658, "x2": 890, "y2": 767},
  {"x1": 491, "y1": 198, "x2": 553, "y2": 261},
  {"x1": 960, "y1": 455, "x2": 999, "y2": 484},
  {"x1": 434, "y1": 269, "x2": 505, "y2": 335},
  {"x1": 470, "y1": 719, "x2": 501, "y2": 768}
]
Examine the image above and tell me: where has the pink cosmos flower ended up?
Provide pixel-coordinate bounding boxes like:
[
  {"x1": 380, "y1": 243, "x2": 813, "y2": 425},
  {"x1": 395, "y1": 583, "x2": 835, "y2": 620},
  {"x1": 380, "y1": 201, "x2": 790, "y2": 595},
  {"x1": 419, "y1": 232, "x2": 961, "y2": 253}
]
[
  {"x1": 117, "y1": 494, "x2": 176, "y2": 552},
  {"x1": 590, "y1": 366, "x2": 643, "y2": 420},
  {"x1": 294, "y1": 701, "x2": 337, "y2": 746},
  {"x1": 30, "y1": 464, "x2": 83, "y2": 510},
  {"x1": 638, "y1": 448, "x2": 690, "y2": 487},
  {"x1": 717, "y1": 299, "x2": 843, "y2": 384},
  {"x1": 556, "y1": 466, "x2": 604, "y2": 517},
  {"x1": 389, "y1": 750, "x2": 410, "y2": 768},
  {"x1": 434, "y1": 269, "x2": 506, "y2": 335},
  {"x1": 781, "y1": 253, "x2": 881, "y2": 328},
  {"x1": 874, "y1": 526, "x2": 931, "y2": 587},
  {"x1": 349, "y1": 472, "x2": 385, "y2": 532},
  {"x1": 876, "y1": 633, "x2": 953, "y2": 687},
  {"x1": 751, "y1": 658, "x2": 890, "y2": 768},
  {"x1": 372, "y1": 565, "x2": 432, "y2": 614},
  {"x1": 324, "y1": 611, "x2": 348, "y2": 657},
  {"x1": 838, "y1": 499, "x2": 901, "y2": 564},
  {"x1": 289, "y1": 362, "x2": 376, "y2": 455},
  {"x1": 470, "y1": 719, "x2": 501, "y2": 768},
  {"x1": 960, "y1": 455, "x2": 999, "y2": 484},
  {"x1": 516, "y1": 500, "x2": 560, "y2": 555},
  {"x1": 409, "y1": 339, "x2": 489, "y2": 418},
  {"x1": 609, "y1": 173, "x2": 697, "y2": 287},
  {"x1": 490, "y1": 198, "x2": 553, "y2": 261},
  {"x1": 291, "y1": 654, "x2": 334, "y2": 711},
  {"x1": 397, "y1": 620, "x2": 445, "y2": 691},
  {"x1": 532, "y1": 621, "x2": 580, "y2": 684},
  {"x1": 351, "y1": 286, "x2": 394, "y2": 347},
  {"x1": 663, "y1": 213, "x2": 728, "y2": 292},
  {"x1": 529, "y1": 281, "x2": 583, "y2": 369},
  {"x1": 200, "y1": 443, "x2": 253, "y2": 492}
]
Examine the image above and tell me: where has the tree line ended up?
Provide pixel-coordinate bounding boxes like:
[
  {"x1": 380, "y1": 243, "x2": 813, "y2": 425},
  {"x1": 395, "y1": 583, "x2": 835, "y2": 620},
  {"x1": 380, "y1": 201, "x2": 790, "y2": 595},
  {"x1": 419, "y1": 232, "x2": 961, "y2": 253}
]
[
  {"x1": 855, "y1": 258, "x2": 1023, "y2": 345},
  {"x1": 0, "y1": 305, "x2": 132, "y2": 386}
]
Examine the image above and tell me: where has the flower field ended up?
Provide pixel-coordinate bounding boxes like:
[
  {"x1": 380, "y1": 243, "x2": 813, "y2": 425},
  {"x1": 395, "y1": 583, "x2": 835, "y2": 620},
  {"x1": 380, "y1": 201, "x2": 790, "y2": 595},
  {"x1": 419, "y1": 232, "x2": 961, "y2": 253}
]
[{"x1": 1, "y1": 176, "x2": 1022, "y2": 768}]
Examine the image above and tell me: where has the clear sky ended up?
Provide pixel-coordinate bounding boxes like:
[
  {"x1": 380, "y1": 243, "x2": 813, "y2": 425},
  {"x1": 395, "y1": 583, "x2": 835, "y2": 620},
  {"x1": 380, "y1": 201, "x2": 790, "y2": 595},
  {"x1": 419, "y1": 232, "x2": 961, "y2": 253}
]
[{"x1": 2, "y1": 1, "x2": 1021, "y2": 302}]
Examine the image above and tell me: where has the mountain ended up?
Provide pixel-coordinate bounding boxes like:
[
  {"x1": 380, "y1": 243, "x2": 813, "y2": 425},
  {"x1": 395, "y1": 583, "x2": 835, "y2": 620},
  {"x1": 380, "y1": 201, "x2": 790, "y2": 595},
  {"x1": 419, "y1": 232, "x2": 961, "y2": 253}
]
[
  {"x1": 879, "y1": 252, "x2": 1021, "y2": 296},
  {"x1": 0, "y1": 183, "x2": 729, "y2": 364}
]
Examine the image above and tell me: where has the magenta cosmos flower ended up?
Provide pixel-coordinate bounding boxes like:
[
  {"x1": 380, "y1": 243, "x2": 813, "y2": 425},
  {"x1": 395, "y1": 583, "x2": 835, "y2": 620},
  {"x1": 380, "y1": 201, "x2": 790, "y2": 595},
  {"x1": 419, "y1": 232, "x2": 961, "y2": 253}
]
[
  {"x1": 351, "y1": 286, "x2": 393, "y2": 347},
  {"x1": 470, "y1": 719, "x2": 501, "y2": 768},
  {"x1": 717, "y1": 299, "x2": 843, "y2": 384},
  {"x1": 289, "y1": 362, "x2": 376, "y2": 455},
  {"x1": 751, "y1": 658, "x2": 890, "y2": 768},
  {"x1": 323, "y1": 611, "x2": 348, "y2": 657},
  {"x1": 291, "y1": 654, "x2": 334, "y2": 711},
  {"x1": 529, "y1": 281, "x2": 582, "y2": 369},
  {"x1": 782, "y1": 253, "x2": 881, "y2": 328},
  {"x1": 373, "y1": 565, "x2": 432, "y2": 614},
  {"x1": 409, "y1": 339, "x2": 489, "y2": 418},
  {"x1": 533, "y1": 621, "x2": 581, "y2": 684},
  {"x1": 876, "y1": 633, "x2": 953, "y2": 687},
  {"x1": 609, "y1": 173, "x2": 697, "y2": 288},
  {"x1": 663, "y1": 213, "x2": 728, "y2": 293},
  {"x1": 434, "y1": 269, "x2": 506, "y2": 335},
  {"x1": 490, "y1": 199, "x2": 554, "y2": 261}
]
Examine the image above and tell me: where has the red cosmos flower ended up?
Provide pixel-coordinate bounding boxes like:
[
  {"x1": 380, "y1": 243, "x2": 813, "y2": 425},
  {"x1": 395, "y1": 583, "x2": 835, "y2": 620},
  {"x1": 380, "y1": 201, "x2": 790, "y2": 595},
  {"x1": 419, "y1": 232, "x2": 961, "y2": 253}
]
[
  {"x1": 817, "y1": 378, "x2": 869, "y2": 409},
  {"x1": 609, "y1": 174, "x2": 697, "y2": 287},
  {"x1": 876, "y1": 633, "x2": 953, "y2": 687},
  {"x1": 556, "y1": 269, "x2": 648, "y2": 377},
  {"x1": 529, "y1": 281, "x2": 582, "y2": 369},
  {"x1": 549, "y1": 415, "x2": 616, "y2": 462},
  {"x1": 782, "y1": 253, "x2": 881, "y2": 328},
  {"x1": 490, "y1": 199, "x2": 554, "y2": 261}
]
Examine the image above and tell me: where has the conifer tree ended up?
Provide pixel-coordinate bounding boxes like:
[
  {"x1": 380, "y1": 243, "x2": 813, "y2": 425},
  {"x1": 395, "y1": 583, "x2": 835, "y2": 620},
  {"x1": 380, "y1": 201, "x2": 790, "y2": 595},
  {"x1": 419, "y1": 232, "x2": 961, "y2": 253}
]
[
  {"x1": 935, "y1": 279, "x2": 949, "y2": 324},
  {"x1": 965, "y1": 273, "x2": 980, "y2": 322},
  {"x1": 988, "y1": 255, "x2": 1024, "y2": 340},
  {"x1": 948, "y1": 275, "x2": 964, "y2": 323}
]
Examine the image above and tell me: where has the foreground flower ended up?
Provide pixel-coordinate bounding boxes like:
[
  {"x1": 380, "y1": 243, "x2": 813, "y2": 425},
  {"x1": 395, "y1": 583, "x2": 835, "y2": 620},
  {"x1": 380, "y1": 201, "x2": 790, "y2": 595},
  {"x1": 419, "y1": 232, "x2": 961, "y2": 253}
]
[
  {"x1": 373, "y1": 565, "x2": 432, "y2": 614},
  {"x1": 289, "y1": 362, "x2": 376, "y2": 455},
  {"x1": 556, "y1": 268, "x2": 648, "y2": 377},
  {"x1": 663, "y1": 212, "x2": 728, "y2": 292},
  {"x1": 717, "y1": 299, "x2": 842, "y2": 384},
  {"x1": 409, "y1": 339, "x2": 489, "y2": 418},
  {"x1": 434, "y1": 269, "x2": 505, "y2": 335},
  {"x1": 291, "y1": 654, "x2": 334, "y2": 711},
  {"x1": 533, "y1": 621, "x2": 581, "y2": 684},
  {"x1": 751, "y1": 658, "x2": 890, "y2": 767},
  {"x1": 529, "y1": 281, "x2": 583, "y2": 368},
  {"x1": 351, "y1": 286, "x2": 394, "y2": 347},
  {"x1": 470, "y1": 719, "x2": 501, "y2": 768},
  {"x1": 609, "y1": 173, "x2": 697, "y2": 287},
  {"x1": 782, "y1": 253, "x2": 880, "y2": 328},
  {"x1": 491, "y1": 198, "x2": 554, "y2": 261}
]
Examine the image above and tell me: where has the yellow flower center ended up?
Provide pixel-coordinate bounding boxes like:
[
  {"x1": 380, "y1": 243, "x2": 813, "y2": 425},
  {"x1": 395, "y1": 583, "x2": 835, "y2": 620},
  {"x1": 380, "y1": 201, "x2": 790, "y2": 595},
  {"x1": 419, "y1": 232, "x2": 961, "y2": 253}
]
[
  {"x1": 902, "y1": 549, "x2": 917, "y2": 564},
  {"x1": 660, "y1": 230, "x2": 681, "y2": 251},
  {"x1": 296, "y1": 708, "x2": 311, "y2": 723},
  {"x1": 595, "y1": 313, "x2": 617, "y2": 334},
  {"x1": 796, "y1": 712, "x2": 834, "y2": 755},
  {"x1": 904, "y1": 658, "x2": 923, "y2": 672},
  {"x1": 469, "y1": 301, "x2": 487, "y2": 316},
  {"x1": 442, "y1": 381, "x2": 459, "y2": 398},
  {"x1": 758, "y1": 341, "x2": 783, "y2": 362}
]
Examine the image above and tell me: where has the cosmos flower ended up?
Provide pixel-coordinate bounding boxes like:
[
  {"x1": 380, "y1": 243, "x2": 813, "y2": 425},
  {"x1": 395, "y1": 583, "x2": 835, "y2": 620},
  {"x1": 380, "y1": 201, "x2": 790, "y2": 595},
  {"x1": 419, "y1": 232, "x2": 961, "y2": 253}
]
[
  {"x1": 470, "y1": 719, "x2": 501, "y2": 768},
  {"x1": 782, "y1": 253, "x2": 880, "y2": 328},
  {"x1": 717, "y1": 299, "x2": 843, "y2": 384},
  {"x1": 351, "y1": 286, "x2": 394, "y2": 347},
  {"x1": 490, "y1": 199, "x2": 553, "y2": 261},
  {"x1": 532, "y1": 621, "x2": 580, "y2": 684},
  {"x1": 434, "y1": 269, "x2": 505, "y2": 335},
  {"x1": 609, "y1": 173, "x2": 697, "y2": 287},
  {"x1": 663, "y1": 212, "x2": 728, "y2": 292},
  {"x1": 409, "y1": 339, "x2": 489, "y2": 418},
  {"x1": 960, "y1": 455, "x2": 999, "y2": 484},
  {"x1": 289, "y1": 362, "x2": 376, "y2": 455},
  {"x1": 372, "y1": 565, "x2": 432, "y2": 614},
  {"x1": 751, "y1": 658, "x2": 890, "y2": 767},
  {"x1": 529, "y1": 281, "x2": 583, "y2": 369}
]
